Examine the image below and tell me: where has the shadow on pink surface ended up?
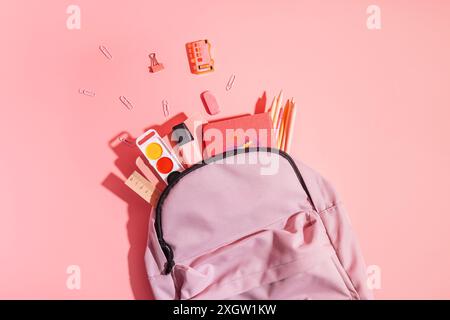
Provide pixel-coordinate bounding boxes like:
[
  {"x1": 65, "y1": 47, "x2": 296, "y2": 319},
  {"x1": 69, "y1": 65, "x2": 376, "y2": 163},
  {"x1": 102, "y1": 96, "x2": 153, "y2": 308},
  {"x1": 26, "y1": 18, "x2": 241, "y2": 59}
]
[
  {"x1": 254, "y1": 91, "x2": 267, "y2": 114},
  {"x1": 102, "y1": 104, "x2": 269, "y2": 298},
  {"x1": 102, "y1": 135, "x2": 153, "y2": 299},
  {"x1": 102, "y1": 113, "x2": 188, "y2": 299}
]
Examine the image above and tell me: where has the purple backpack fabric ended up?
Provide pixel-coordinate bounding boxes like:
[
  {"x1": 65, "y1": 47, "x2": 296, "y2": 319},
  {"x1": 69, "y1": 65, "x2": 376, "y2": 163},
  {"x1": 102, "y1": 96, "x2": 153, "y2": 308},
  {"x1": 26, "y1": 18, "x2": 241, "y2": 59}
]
[{"x1": 145, "y1": 148, "x2": 373, "y2": 300}]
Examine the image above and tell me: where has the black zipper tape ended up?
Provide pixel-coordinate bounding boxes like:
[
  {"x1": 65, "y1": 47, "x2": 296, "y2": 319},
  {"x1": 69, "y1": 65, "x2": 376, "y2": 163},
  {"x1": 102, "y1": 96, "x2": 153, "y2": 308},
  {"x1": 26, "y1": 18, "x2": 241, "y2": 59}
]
[{"x1": 154, "y1": 147, "x2": 317, "y2": 275}]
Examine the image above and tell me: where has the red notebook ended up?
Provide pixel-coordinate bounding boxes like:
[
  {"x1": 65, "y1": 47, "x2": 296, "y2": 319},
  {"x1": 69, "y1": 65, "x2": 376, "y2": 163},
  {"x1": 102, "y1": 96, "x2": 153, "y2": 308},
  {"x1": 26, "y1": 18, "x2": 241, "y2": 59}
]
[{"x1": 202, "y1": 112, "x2": 275, "y2": 158}]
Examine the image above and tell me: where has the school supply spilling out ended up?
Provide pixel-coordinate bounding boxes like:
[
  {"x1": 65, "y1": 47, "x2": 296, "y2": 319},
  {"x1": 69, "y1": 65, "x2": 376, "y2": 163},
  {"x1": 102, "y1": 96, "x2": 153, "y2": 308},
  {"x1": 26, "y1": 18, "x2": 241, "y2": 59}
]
[
  {"x1": 268, "y1": 91, "x2": 297, "y2": 153},
  {"x1": 136, "y1": 129, "x2": 183, "y2": 184},
  {"x1": 283, "y1": 99, "x2": 296, "y2": 153},
  {"x1": 148, "y1": 53, "x2": 164, "y2": 73},
  {"x1": 172, "y1": 123, "x2": 193, "y2": 146},
  {"x1": 125, "y1": 171, "x2": 160, "y2": 206},
  {"x1": 144, "y1": 148, "x2": 373, "y2": 300},
  {"x1": 136, "y1": 156, "x2": 156, "y2": 182},
  {"x1": 172, "y1": 123, "x2": 202, "y2": 167},
  {"x1": 269, "y1": 91, "x2": 283, "y2": 130},
  {"x1": 202, "y1": 112, "x2": 274, "y2": 158},
  {"x1": 200, "y1": 91, "x2": 220, "y2": 115},
  {"x1": 186, "y1": 40, "x2": 214, "y2": 74}
]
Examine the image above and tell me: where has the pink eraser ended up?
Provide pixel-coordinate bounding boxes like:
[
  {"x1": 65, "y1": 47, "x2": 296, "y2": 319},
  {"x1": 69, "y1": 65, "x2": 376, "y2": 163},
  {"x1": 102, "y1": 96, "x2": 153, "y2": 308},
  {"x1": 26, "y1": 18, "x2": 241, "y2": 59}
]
[{"x1": 201, "y1": 91, "x2": 220, "y2": 115}]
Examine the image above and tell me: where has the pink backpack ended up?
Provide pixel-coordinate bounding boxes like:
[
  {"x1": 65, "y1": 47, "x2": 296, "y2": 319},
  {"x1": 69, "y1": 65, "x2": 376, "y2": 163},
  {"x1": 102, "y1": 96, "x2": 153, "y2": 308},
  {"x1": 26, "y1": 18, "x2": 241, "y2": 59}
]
[{"x1": 144, "y1": 148, "x2": 373, "y2": 300}]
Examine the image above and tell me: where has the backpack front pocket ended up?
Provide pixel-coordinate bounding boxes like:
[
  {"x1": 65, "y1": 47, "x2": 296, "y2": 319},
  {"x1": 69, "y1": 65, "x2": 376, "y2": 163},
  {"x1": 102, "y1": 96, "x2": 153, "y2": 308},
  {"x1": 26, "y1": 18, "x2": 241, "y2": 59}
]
[{"x1": 170, "y1": 211, "x2": 353, "y2": 300}]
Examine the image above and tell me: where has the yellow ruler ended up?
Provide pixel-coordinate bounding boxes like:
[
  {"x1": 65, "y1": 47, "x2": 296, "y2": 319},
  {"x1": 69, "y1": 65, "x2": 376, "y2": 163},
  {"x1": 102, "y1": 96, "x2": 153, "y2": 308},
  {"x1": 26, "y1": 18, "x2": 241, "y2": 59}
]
[{"x1": 125, "y1": 171, "x2": 160, "y2": 206}]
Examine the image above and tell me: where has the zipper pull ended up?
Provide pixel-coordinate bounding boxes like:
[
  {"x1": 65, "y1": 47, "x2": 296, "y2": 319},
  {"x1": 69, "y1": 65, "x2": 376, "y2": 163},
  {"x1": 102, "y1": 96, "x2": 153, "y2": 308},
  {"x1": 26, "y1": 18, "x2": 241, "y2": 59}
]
[{"x1": 160, "y1": 242, "x2": 175, "y2": 275}]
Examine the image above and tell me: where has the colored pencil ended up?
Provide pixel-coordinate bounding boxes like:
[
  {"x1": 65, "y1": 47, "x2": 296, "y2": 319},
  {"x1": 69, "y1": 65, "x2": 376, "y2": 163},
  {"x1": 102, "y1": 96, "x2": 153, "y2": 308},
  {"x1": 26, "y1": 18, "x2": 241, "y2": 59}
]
[
  {"x1": 283, "y1": 99, "x2": 297, "y2": 153},
  {"x1": 269, "y1": 96, "x2": 277, "y2": 121},
  {"x1": 277, "y1": 100, "x2": 290, "y2": 149},
  {"x1": 272, "y1": 91, "x2": 284, "y2": 129},
  {"x1": 275, "y1": 107, "x2": 284, "y2": 130}
]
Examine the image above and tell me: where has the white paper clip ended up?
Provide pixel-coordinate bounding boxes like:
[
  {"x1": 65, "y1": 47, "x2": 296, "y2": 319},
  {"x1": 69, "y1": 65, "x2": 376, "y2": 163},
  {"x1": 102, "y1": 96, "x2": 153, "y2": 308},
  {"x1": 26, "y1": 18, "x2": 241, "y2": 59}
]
[
  {"x1": 118, "y1": 136, "x2": 135, "y2": 147},
  {"x1": 162, "y1": 99, "x2": 170, "y2": 117},
  {"x1": 78, "y1": 88, "x2": 95, "y2": 97},
  {"x1": 226, "y1": 74, "x2": 236, "y2": 91},
  {"x1": 119, "y1": 96, "x2": 133, "y2": 110},
  {"x1": 99, "y1": 45, "x2": 112, "y2": 60}
]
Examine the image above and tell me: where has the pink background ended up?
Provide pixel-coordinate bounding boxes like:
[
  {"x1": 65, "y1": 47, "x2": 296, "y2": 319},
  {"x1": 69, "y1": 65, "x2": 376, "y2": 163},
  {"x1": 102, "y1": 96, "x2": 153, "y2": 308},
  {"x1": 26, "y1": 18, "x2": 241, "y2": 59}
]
[{"x1": 1, "y1": 0, "x2": 450, "y2": 299}]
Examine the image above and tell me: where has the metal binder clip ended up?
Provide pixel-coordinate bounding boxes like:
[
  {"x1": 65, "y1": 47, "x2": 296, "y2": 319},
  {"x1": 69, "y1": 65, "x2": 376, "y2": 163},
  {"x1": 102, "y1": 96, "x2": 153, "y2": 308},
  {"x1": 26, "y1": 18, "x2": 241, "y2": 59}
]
[
  {"x1": 119, "y1": 96, "x2": 133, "y2": 110},
  {"x1": 78, "y1": 88, "x2": 95, "y2": 97},
  {"x1": 226, "y1": 74, "x2": 235, "y2": 91},
  {"x1": 149, "y1": 53, "x2": 164, "y2": 73},
  {"x1": 162, "y1": 99, "x2": 170, "y2": 117},
  {"x1": 99, "y1": 45, "x2": 112, "y2": 60}
]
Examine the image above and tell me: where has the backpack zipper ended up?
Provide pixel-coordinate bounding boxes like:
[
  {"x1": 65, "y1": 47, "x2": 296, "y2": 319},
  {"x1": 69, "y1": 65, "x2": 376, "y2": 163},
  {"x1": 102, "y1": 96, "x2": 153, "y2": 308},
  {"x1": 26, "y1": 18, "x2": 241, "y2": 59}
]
[{"x1": 154, "y1": 147, "x2": 316, "y2": 275}]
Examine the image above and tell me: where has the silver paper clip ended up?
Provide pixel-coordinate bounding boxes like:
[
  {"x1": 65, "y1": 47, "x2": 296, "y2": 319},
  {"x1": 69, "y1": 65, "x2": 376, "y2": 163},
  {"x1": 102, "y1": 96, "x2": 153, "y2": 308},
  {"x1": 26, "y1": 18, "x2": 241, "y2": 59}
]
[
  {"x1": 118, "y1": 136, "x2": 135, "y2": 147},
  {"x1": 78, "y1": 88, "x2": 95, "y2": 97},
  {"x1": 226, "y1": 74, "x2": 236, "y2": 91},
  {"x1": 99, "y1": 45, "x2": 112, "y2": 60},
  {"x1": 162, "y1": 99, "x2": 170, "y2": 117},
  {"x1": 119, "y1": 96, "x2": 133, "y2": 110}
]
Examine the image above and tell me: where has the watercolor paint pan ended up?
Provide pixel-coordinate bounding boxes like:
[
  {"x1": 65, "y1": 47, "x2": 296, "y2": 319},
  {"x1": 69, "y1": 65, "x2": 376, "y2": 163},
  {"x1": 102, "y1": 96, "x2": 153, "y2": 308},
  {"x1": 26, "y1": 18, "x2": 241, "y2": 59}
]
[{"x1": 136, "y1": 129, "x2": 183, "y2": 184}]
